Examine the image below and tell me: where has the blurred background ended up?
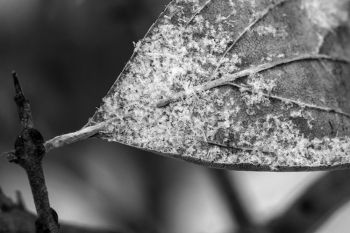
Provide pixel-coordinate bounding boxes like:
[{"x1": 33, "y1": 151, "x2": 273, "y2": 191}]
[{"x1": 0, "y1": 0, "x2": 349, "y2": 232}]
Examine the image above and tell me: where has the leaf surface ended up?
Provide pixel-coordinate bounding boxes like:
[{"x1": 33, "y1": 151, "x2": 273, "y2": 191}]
[{"x1": 89, "y1": 0, "x2": 350, "y2": 171}]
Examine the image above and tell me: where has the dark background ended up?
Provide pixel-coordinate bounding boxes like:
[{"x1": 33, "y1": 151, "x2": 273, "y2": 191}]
[{"x1": 0, "y1": 0, "x2": 349, "y2": 232}]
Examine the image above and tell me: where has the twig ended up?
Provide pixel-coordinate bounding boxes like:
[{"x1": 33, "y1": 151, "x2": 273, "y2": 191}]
[
  {"x1": 13, "y1": 71, "x2": 34, "y2": 129},
  {"x1": 265, "y1": 170, "x2": 350, "y2": 233},
  {"x1": 10, "y1": 72, "x2": 60, "y2": 233}
]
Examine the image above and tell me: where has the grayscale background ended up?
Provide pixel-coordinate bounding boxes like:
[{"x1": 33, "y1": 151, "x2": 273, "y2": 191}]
[{"x1": 0, "y1": 1, "x2": 349, "y2": 232}]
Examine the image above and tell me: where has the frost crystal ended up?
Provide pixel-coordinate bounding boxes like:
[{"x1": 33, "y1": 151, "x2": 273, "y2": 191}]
[{"x1": 90, "y1": 0, "x2": 350, "y2": 171}]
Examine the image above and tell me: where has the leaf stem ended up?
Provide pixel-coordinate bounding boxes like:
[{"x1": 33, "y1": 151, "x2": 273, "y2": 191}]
[{"x1": 44, "y1": 118, "x2": 115, "y2": 153}]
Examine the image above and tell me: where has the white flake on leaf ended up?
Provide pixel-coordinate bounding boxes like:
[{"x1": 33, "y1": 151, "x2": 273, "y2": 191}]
[
  {"x1": 302, "y1": 0, "x2": 349, "y2": 30},
  {"x1": 255, "y1": 25, "x2": 288, "y2": 38},
  {"x1": 90, "y1": 0, "x2": 350, "y2": 171}
]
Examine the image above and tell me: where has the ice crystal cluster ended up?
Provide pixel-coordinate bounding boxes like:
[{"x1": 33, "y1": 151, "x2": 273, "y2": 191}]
[{"x1": 90, "y1": 0, "x2": 350, "y2": 171}]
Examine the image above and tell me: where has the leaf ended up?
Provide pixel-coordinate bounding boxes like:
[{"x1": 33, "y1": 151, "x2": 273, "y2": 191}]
[{"x1": 88, "y1": 0, "x2": 350, "y2": 171}]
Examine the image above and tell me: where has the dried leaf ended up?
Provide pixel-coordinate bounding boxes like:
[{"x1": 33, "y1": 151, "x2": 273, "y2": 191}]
[{"x1": 89, "y1": 0, "x2": 350, "y2": 171}]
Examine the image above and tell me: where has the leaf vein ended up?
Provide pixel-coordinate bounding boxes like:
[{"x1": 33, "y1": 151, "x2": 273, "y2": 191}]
[
  {"x1": 213, "y1": 0, "x2": 290, "y2": 76},
  {"x1": 156, "y1": 54, "x2": 350, "y2": 112},
  {"x1": 225, "y1": 82, "x2": 350, "y2": 118},
  {"x1": 186, "y1": 0, "x2": 213, "y2": 27},
  {"x1": 207, "y1": 141, "x2": 275, "y2": 155}
]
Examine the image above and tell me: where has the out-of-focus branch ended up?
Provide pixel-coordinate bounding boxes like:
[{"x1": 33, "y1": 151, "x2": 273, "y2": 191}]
[
  {"x1": 0, "y1": 188, "x2": 121, "y2": 233},
  {"x1": 265, "y1": 170, "x2": 350, "y2": 233},
  {"x1": 210, "y1": 170, "x2": 262, "y2": 233}
]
